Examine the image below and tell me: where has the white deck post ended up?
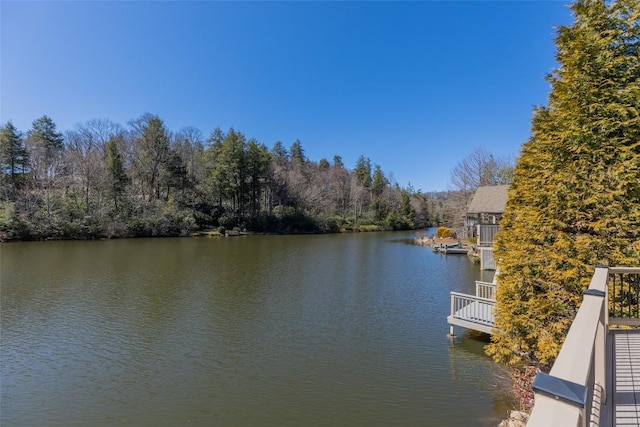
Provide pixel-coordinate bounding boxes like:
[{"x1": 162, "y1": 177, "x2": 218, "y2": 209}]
[{"x1": 449, "y1": 294, "x2": 456, "y2": 336}]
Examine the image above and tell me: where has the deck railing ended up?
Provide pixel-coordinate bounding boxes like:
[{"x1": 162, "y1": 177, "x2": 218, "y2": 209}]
[
  {"x1": 475, "y1": 280, "x2": 497, "y2": 300},
  {"x1": 477, "y1": 224, "x2": 500, "y2": 247},
  {"x1": 609, "y1": 267, "x2": 640, "y2": 326},
  {"x1": 450, "y1": 292, "x2": 495, "y2": 327},
  {"x1": 527, "y1": 266, "x2": 640, "y2": 427}
]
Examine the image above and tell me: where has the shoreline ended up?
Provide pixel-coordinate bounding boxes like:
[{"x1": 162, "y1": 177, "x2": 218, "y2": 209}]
[{"x1": 0, "y1": 226, "x2": 430, "y2": 243}]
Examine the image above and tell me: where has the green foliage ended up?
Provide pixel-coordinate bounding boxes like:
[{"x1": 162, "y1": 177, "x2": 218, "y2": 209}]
[
  {"x1": 218, "y1": 213, "x2": 237, "y2": 229},
  {"x1": 0, "y1": 201, "x2": 30, "y2": 240},
  {"x1": 1, "y1": 112, "x2": 440, "y2": 239},
  {"x1": 318, "y1": 158, "x2": 330, "y2": 171},
  {"x1": 488, "y1": 0, "x2": 640, "y2": 368},
  {"x1": 371, "y1": 165, "x2": 387, "y2": 198},
  {"x1": 290, "y1": 140, "x2": 306, "y2": 164},
  {"x1": 400, "y1": 190, "x2": 415, "y2": 227},
  {"x1": 105, "y1": 136, "x2": 128, "y2": 210},
  {"x1": 385, "y1": 209, "x2": 413, "y2": 231},
  {"x1": 357, "y1": 224, "x2": 384, "y2": 232},
  {"x1": 272, "y1": 205, "x2": 316, "y2": 232},
  {"x1": 132, "y1": 115, "x2": 170, "y2": 201},
  {"x1": 28, "y1": 115, "x2": 64, "y2": 152},
  {"x1": 353, "y1": 155, "x2": 372, "y2": 188},
  {"x1": 125, "y1": 201, "x2": 196, "y2": 237},
  {"x1": 246, "y1": 211, "x2": 277, "y2": 232},
  {"x1": 0, "y1": 121, "x2": 29, "y2": 201},
  {"x1": 322, "y1": 215, "x2": 344, "y2": 233}
]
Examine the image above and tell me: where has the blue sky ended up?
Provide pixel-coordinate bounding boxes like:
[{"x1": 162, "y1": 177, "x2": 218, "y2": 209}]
[{"x1": 1, "y1": 1, "x2": 572, "y2": 192}]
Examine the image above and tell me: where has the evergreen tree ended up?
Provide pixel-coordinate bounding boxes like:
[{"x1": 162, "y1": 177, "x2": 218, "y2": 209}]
[
  {"x1": 207, "y1": 128, "x2": 246, "y2": 217},
  {"x1": 105, "y1": 136, "x2": 128, "y2": 211},
  {"x1": 26, "y1": 116, "x2": 65, "y2": 225},
  {"x1": 371, "y1": 164, "x2": 387, "y2": 199},
  {"x1": 268, "y1": 141, "x2": 290, "y2": 208},
  {"x1": 351, "y1": 155, "x2": 372, "y2": 224},
  {"x1": 353, "y1": 155, "x2": 372, "y2": 188},
  {"x1": 245, "y1": 139, "x2": 270, "y2": 217},
  {"x1": 318, "y1": 158, "x2": 330, "y2": 171},
  {"x1": 290, "y1": 140, "x2": 306, "y2": 165},
  {"x1": 331, "y1": 155, "x2": 350, "y2": 220},
  {"x1": 28, "y1": 115, "x2": 64, "y2": 152},
  {"x1": 371, "y1": 164, "x2": 388, "y2": 220},
  {"x1": 131, "y1": 115, "x2": 170, "y2": 201},
  {"x1": 400, "y1": 189, "x2": 415, "y2": 223},
  {"x1": 160, "y1": 148, "x2": 188, "y2": 202},
  {"x1": 0, "y1": 121, "x2": 29, "y2": 200},
  {"x1": 332, "y1": 155, "x2": 344, "y2": 169},
  {"x1": 488, "y1": 0, "x2": 640, "y2": 368},
  {"x1": 271, "y1": 141, "x2": 289, "y2": 165}
]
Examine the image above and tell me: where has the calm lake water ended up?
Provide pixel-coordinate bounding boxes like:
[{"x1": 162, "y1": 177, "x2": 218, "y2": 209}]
[{"x1": 1, "y1": 231, "x2": 511, "y2": 426}]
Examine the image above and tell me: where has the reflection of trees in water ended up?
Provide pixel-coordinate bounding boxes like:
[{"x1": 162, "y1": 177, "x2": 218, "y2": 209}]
[{"x1": 448, "y1": 332, "x2": 516, "y2": 422}]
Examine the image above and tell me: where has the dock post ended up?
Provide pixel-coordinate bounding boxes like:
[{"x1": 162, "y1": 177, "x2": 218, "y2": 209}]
[{"x1": 448, "y1": 325, "x2": 455, "y2": 337}]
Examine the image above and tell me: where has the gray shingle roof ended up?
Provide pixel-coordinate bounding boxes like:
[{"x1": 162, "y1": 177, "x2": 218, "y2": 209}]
[{"x1": 467, "y1": 185, "x2": 509, "y2": 214}]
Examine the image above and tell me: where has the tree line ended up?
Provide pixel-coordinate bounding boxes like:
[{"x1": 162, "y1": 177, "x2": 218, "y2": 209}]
[{"x1": 0, "y1": 114, "x2": 445, "y2": 240}]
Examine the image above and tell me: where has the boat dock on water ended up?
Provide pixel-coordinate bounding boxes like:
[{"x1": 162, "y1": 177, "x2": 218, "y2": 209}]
[
  {"x1": 436, "y1": 246, "x2": 470, "y2": 255},
  {"x1": 432, "y1": 243, "x2": 470, "y2": 255}
]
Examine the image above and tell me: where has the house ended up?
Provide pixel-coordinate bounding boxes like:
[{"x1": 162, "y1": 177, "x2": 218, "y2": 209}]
[{"x1": 466, "y1": 185, "x2": 509, "y2": 270}]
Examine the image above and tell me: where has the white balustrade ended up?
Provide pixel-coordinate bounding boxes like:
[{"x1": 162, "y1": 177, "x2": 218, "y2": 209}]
[{"x1": 475, "y1": 281, "x2": 496, "y2": 300}]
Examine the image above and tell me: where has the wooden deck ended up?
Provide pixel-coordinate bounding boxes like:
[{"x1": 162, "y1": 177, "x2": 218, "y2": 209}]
[
  {"x1": 446, "y1": 266, "x2": 640, "y2": 426},
  {"x1": 609, "y1": 329, "x2": 640, "y2": 427},
  {"x1": 447, "y1": 282, "x2": 496, "y2": 335},
  {"x1": 527, "y1": 267, "x2": 640, "y2": 427}
]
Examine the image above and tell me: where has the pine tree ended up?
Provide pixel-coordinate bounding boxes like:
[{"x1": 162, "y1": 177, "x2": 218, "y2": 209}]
[
  {"x1": 26, "y1": 116, "x2": 65, "y2": 225},
  {"x1": 105, "y1": 136, "x2": 128, "y2": 211},
  {"x1": 371, "y1": 164, "x2": 388, "y2": 220},
  {"x1": 487, "y1": 0, "x2": 640, "y2": 367},
  {"x1": 132, "y1": 115, "x2": 170, "y2": 201},
  {"x1": 0, "y1": 121, "x2": 29, "y2": 200},
  {"x1": 353, "y1": 155, "x2": 372, "y2": 188}
]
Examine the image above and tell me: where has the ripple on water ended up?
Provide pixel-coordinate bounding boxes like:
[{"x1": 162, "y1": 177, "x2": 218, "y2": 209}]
[{"x1": 1, "y1": 234, "x2": 510, "y2": 426}]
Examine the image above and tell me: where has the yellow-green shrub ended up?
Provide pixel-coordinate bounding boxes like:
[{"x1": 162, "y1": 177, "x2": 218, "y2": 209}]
[{"x1": 436, "y1": 226, "x2": 455, "y2": 238}]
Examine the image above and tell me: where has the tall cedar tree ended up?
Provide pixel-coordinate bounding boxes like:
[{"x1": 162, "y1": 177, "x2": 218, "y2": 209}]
[{"x1": 487, "y1": 0, "x2": 640, "y2": 368}]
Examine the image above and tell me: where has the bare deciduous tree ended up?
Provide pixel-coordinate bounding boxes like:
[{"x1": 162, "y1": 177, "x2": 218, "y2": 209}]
[{"x1": 449, "y1": 147, "x2": 514, "y2": 235}]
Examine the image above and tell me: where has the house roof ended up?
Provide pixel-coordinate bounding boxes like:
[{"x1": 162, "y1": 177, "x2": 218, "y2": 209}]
[{"x1": 467, "y1": 185, "x2": 509, "y2": 214}]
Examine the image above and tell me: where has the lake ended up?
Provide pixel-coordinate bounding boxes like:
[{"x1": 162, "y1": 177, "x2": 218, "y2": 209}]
[{"x1": 1, "y1": 231, "x2": 511, "y2": 426}]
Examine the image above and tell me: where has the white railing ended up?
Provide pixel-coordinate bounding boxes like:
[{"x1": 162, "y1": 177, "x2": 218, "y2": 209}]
[
  {"x1": 476, "y1": 280, "x2": 497, "y2": 300},
  {"x1": 480, "y1": 248, "x2": 496, "y2": 270},
  {"x1": 477, "y1": 224, "x2": 499, "y2": 247},
  {"x1": 450, "y1": 292, "x2": 495, "y2": 327},
  {"x1": 527, "y1": 266, "x2": 640, "y2": 427}
]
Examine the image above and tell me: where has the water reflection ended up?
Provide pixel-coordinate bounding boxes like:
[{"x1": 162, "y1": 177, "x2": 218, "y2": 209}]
[
  {"x1": 2, "y1": 232, "x2": 511, "y2": 426},
  {"x1": 448, "y1": 334, "x2": 514, "y2": 424}
]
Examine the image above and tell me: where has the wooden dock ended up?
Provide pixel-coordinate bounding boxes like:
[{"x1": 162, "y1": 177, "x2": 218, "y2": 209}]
[
  {"x1": 442, "y1": 247, "x2": 470, "y2": 255},
  {"x1": 432, "y1": 244, "x2": 470, "y2": 255},
  {"x1": 447, "y1": 281, "x2": 496, "y2": 336}
]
